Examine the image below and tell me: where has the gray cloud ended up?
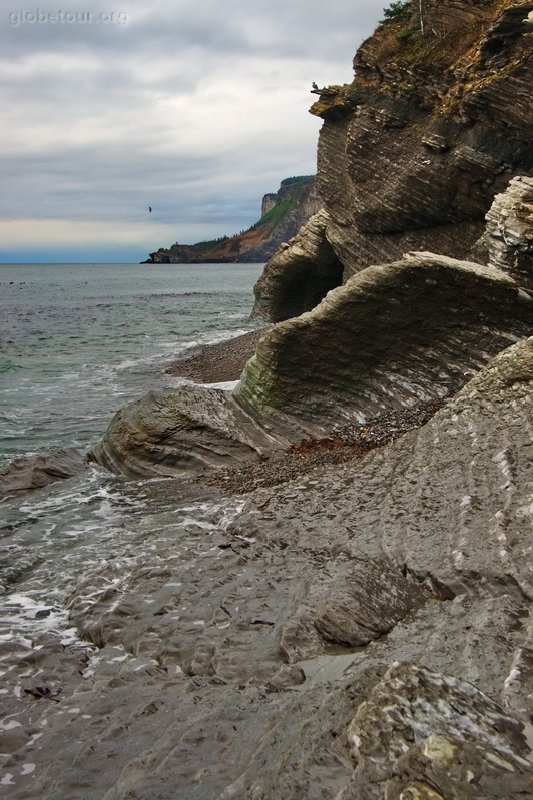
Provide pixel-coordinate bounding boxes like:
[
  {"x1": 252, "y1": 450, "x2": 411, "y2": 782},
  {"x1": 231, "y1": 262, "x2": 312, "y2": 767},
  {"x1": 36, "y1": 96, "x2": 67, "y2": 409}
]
[{"x1": 0, "y1": 0, "x2": 386, "y2": 260}]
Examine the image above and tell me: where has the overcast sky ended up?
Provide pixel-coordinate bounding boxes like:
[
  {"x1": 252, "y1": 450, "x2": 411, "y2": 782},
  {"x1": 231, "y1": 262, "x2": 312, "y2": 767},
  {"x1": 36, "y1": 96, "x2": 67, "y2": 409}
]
[{"x1": 1, "y1": 0, "x2": 385, "y2": 262}]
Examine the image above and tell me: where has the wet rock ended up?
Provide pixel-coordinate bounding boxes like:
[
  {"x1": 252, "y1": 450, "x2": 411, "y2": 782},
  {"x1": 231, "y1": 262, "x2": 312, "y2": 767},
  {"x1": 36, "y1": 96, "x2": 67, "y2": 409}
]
[
  {"x1": 344, "y1": 662, "x2": 533, "y2": 799},
  {"x1": 0, "y1": 448, "x2": 87, "y2": 498},
  {"x1": 90, "y1": 383, "x2": 282, "y2": 479},
  {"x1": 4, "y1": 339, "x2": 533, "y2": 799}
]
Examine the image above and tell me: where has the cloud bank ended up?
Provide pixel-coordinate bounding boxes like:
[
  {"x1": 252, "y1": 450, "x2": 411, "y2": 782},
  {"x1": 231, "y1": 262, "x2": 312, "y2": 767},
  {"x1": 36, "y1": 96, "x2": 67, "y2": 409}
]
[{"x1": 0, "y1": 0, "x2": 385, "y2": 261}]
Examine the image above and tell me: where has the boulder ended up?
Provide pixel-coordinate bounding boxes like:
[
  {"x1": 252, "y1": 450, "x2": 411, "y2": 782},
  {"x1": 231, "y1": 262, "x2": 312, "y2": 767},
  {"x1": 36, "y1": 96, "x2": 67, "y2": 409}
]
[{"x1": 0, "y1": 448, "x2": 87, "y2": 497}]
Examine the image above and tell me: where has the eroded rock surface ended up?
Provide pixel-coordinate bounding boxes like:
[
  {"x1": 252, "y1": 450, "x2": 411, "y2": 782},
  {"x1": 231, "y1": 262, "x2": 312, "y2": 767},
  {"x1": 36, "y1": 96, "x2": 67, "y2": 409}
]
[
  {"x1": 236, "y1": 253, "x2": 533, "y2": 437},
  {"x1": 345, "y1": 663, "x2": 533, "y2": 799},
  {"x1": 6, "y1": 338, "x2": 533, "y2": 798},
  {"x1": 91, "y1": 383, "x2": 283, "y2": 479},
  {"x1": 0, "y1": 448, "x2": 87, "y2": 498},
  {"x1": 485, "y1": 175, "x2": 533, "y2": 289},
  {"x1": 94, "y1": 254, "x2": 533, "y2": 477},
  {"x1": 251, "y1": 209, "x2": 344, "y2": 322}
]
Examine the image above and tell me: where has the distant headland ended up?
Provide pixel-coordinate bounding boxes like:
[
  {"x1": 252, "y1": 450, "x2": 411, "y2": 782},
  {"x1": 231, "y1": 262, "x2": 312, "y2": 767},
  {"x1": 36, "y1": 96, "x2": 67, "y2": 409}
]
[{"x1": 141, "y1": 175, "x2": 321, "y2": 264}]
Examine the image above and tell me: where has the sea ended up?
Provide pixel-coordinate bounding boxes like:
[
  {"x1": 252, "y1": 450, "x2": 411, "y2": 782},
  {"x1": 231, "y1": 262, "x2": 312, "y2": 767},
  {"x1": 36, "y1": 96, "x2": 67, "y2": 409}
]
[{"x1": 0, "y1": 262, "x2": 263, "y2": 702}]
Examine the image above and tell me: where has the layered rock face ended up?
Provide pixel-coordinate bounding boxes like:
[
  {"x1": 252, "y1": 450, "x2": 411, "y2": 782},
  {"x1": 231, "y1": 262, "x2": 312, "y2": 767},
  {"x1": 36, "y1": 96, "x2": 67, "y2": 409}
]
[
  {"x1": 251, "y1": 209, "x2": 344, "y2": 321},
  {"x1": 91, "y1": 383, "x2": 281, "y2": 480},
  {"x1": 485, "y1": 175, "x2": 533, "y2": 288},
  {"x1": 238, "y1": 252, "x2": 533, "y2": 437},
  {"x1": 253, "y1": 0, "x2": 533, "y2": 321},
  {"x1": 94, "y1": 252, "x2": 533, "y2": 476}
]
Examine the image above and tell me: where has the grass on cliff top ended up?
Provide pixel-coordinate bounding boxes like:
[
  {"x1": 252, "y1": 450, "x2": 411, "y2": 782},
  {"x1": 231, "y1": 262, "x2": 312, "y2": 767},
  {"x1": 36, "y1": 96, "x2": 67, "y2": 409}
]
[
  {"x1": 256, "y1": 197, "x2": 296, "y2": 232},
  {"x1": 366, "y1": 0, "x2": 518, "y2": 73}
]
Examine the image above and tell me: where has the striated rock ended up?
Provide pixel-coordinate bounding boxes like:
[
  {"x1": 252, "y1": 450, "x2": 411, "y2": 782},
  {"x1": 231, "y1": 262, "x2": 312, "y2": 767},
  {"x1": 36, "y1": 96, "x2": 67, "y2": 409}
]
[
  {"x1": 344, "y1": 663, "x2": 533, "y2": 799},
  {"x1": 254, "y1": 0, "x2": 533, "y2": 320},
  {"x1": 251, "y1": 209, "x2": 344, "y2": 321},
  {"x1": 90, "y1": 383, "x2": 283, "y2": 479},
  {"x1": 94, "y1": 254, "x2": 533, "y2": 477},
  {"x1": 0, "y1": 448, "x2": 87, "y2": 498},
  {"x1": 280, "y1": 557, "x2": 427, "y2": 663},
  {"x1": 485, "y1": 175, "x2": 533, "y2": 289},
  {"x1": 237, "y1": 253, "x2": 533, "y2": 438}
]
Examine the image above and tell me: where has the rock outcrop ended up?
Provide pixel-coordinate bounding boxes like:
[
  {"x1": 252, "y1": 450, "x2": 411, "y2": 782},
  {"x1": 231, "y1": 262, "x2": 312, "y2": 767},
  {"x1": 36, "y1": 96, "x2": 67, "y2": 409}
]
[
  {"x1": 251, "y1": 209, "x2": 344, "y2": 321},
  {"x1": 93, "y1": 253, "x2": 533, "y2": 476},
  {"x1": 0, "y1": 448, "x2": 87, "y2": 498},
  {"x1": 484, "y1": 175, "x2": 533, "y2": 289},
  {"x1": 238, "y1": 252, "x2": 533, "y2": 437},
  {"x1": 144, "y1": 176, "x2": 321, "y2": 264},
  {"x1": 253, "y1": 0, "x2": 533, "y2": 321},
  {"x1": 346, "y1": 663, "x2": 533, "y2": 799},
  {"x1": 90, "y1": 383, "x2": 281, "y2": 479},
  {"x1": 16, "y1": 337, "x2": 533, "y2": 799}
]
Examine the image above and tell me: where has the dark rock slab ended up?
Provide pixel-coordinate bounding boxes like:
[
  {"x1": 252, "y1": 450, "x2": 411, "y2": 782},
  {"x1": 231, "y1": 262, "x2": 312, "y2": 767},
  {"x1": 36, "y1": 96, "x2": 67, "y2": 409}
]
[
  {"x1": 280, "y1": 557, "x2": 427, "y2": 663},
  {"x1": 0, "y1": 448, "x2": 87, "y2": 498}
]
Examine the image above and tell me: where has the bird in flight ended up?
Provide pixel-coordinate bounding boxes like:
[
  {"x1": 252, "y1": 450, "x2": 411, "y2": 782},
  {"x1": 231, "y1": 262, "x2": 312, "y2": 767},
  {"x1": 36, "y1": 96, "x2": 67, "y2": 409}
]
[{"x1": 148, "y1": 206, "x2": 152, "y2": 213}]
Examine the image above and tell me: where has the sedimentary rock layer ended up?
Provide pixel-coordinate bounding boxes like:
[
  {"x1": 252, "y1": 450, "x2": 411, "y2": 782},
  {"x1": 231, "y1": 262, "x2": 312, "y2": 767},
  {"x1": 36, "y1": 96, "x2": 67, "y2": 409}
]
[
  {"x1": 91, "y1": 383, "x2": 282, "y2": 479},
  {"x1": 251, "y1": 209, "x2": 344, "y2": 322},
  {"x1": 254, "y1": 0, "x2": 533, "y2": 320},
  {"x1": 485, "y1": 175, "x2": 533, "y2": 289},
  {"x1": 94, "y1": 253, "x2": 533, "y2": 477},
  {"x1": 237, "y1": 252, "x2": 533, "y2": 437}
]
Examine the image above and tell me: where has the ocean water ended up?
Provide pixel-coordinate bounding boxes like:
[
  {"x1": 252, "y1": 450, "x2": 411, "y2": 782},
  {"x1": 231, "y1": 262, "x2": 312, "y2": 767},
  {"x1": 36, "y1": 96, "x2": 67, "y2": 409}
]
[
  {"x1": 0, "y1": 262, "x2": 263, "y2": 465},
  {"x1": 0, "y1": 262, "x2": 262, "y2": 715}
]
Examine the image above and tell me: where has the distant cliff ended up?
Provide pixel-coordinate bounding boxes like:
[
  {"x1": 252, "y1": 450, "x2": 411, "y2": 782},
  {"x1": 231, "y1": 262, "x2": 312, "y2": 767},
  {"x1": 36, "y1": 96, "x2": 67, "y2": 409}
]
[{"x1": 143, "y1": 176, "x2": 321, "y2": 264}]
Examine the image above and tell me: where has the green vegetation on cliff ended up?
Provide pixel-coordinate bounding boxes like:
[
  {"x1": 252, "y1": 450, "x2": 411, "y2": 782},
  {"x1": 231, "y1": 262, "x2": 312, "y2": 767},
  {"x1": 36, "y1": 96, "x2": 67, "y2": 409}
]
[{"x1": 143, "y1": 175, "x2": 321, "y2": 264}]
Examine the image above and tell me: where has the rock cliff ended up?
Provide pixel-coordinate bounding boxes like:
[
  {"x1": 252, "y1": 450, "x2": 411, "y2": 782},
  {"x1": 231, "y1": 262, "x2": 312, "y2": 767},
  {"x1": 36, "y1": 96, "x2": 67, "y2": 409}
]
[
  {"x1": 253, "y1": 0, "x2": 533, "y2": 321},
  {"x1": 144, "y1": 176, "x2": 321, "y2": 264}
]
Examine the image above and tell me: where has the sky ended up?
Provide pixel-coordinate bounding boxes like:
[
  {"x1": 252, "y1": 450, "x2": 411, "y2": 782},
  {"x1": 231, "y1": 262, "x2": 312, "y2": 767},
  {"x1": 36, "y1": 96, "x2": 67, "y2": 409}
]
[{"x1": 1, "y1": 0, "x2": 386, "y2": 262}]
